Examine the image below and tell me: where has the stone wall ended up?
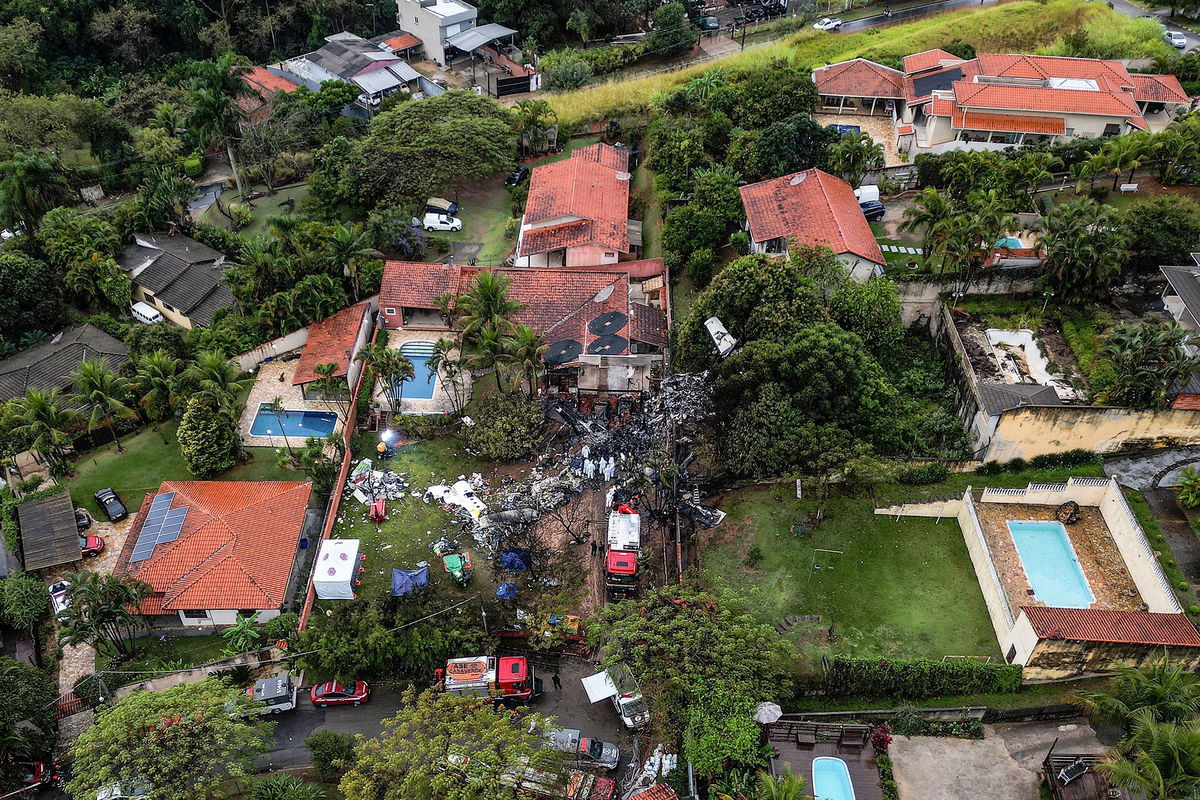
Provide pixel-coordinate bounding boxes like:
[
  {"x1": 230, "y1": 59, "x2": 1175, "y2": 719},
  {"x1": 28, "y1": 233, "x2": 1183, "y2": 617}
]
[
  {"x1": 1024, "y1": 638, "x2": 1200, "y2": 681},
  {"x1": 988, "y1": 405, "x2": 1200, "y2": 461}
]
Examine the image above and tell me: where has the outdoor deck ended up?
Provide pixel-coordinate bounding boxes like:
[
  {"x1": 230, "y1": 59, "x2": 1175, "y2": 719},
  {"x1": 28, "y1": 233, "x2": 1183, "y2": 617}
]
[
  {"x1": 771, "y1": 739, "x2": 884, "y2": 800},
  {"x1": 1045, "y1": 755, "x2": 1135, "y2": 800}
]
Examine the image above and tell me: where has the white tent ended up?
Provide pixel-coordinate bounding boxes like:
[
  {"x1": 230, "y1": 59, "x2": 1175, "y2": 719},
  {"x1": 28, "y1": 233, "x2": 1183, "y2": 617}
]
[
  {"x1": 581, "y1": 670, "x2": 619, "y2": 704},
  {"x1": 313, "y1": 538, "x2": 361, "y2": 600}
]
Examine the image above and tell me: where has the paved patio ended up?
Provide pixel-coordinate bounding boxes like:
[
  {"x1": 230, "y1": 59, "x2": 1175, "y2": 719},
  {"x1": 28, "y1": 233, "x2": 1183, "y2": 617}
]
[
  {"x1": 237, "y1": 359, "x2": 346, "y2": 447},
  {"x1": 380, "y1": 330, "x2": 470, "y2": 416},
  {"x1": 814, "y1": 113, "x2": 902, "y2": 166}
]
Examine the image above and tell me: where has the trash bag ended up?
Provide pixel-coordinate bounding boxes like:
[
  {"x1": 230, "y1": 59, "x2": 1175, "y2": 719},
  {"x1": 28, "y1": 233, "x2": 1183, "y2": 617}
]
[
  {"x1": 496, "y1": 582, "x2": 519, "y2": 599},
  {"x1": 391, "y1": 566, "x2": 429, "y2": 596},
  {"x1": 497, "y1": 549, "x2": 532, "y2": 572}
]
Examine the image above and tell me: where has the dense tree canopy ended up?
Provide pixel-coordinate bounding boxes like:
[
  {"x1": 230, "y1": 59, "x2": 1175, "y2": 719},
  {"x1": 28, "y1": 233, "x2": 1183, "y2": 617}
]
[
  {"x1": 0, "y1": 251, "x2": 66, "y2": 341},
  {"x1": 1122, "y1": 195, "x2": 1200, "y2": 273}
]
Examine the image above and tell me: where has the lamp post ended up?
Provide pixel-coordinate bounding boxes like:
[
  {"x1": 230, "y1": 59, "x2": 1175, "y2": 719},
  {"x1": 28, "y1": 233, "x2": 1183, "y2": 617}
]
[{"x1": 1041, "y1": 290, "x2": 1055, "y2": 315}]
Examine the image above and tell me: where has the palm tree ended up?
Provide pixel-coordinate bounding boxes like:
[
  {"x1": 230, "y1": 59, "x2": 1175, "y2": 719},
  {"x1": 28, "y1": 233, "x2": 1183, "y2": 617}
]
[
  {"x1": 565, "y1": 8, "x2": 599, "y2": 43},
  {"x1": 1101, "y1": 321, "x2": 1200, "y2": 409},
  {"x1": 514, "y1": 99, "x2": 559, "y2": 155},
  {"x1": 7, "y1": 387, "x2": 79, "y2": 469},
  {"x1": 826, "y1": 132, "x2": 884, "y2": 189},
  {"x1": 265, "y1": 396, "x2": 293, "y2": 456},
  {"x1": 900, "y1": 188, "x2": 957, "y2": 269},
  {"x1": 456, "y1": 271, "x2": 525, "y2": 343},
  {"x1": 135, "y1": 167, "x2": 196, "y2": 231},
  {"x1": 185, "y1": 53, "x2": 253, "y2": 199},
  {"x1": 57, "y1": 571, "x2": 152, "y2": 658},
  {"x1": 327, "y1": 223, "x2": 383, "y2": 298},
  {"x1": 1103, "y1": 134, "x2": 1151, "y2": 191},
  {"x1": 507, "y1": 325, "x2": 547, "y2": 397},
  {"x1": 468, "y1": 324, "x2": 512, "y2": 392},
  {"x1": 1037, "y1": 197, "x2": 1128, "y2": 305},
  {"x1": 132, "y1": 350, "x2": 181, "y2": 421},
  {"x1": 71, "y1": 359, "x2": 137, "y2": 452},
  {"x1": 1076, "y1": 654, "x2": 1200, "y2": 729},
  {"x1": 427, "y1": 337, "x2": 468, "y2": 413},
  {"x1": 151, "y1": 102, "x2": 183, "y2": 136},
  {"x1": 312, "y1": 362, "x2": 349, "y2": 422},
  {"x1": 1096, "y1": 711, "x2": 1200, "y2": 800},
  {"x1": 755, "y1": 766, "x2": 807, "y2": 800},
  {"x1": 0, "y1": 150, "x2": 72, "y2": 234},
  {"x1": 182, "y1": 350, "x2": 252, "y2": 414}
]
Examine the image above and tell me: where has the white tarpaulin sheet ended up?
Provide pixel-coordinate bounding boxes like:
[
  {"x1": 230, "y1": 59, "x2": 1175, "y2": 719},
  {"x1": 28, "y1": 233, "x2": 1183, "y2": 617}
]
[
  {"x1": 607, "y1": 513, "x2": 640, "y2": 551},
  {"x1": 313, "y1": 538, "x2": 360, "y2": 600},
  {"x1": 581, "y1": 670, "x2": 619, "y2": 704}
]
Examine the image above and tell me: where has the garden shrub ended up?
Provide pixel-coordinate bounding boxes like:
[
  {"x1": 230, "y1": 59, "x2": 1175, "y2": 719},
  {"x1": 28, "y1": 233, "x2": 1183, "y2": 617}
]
[
  {"x1": 824, "y1": 657, "x2": 1022, "y2": 699},
  {"x1": 306, "y1": 730, "x2": 357, "y2": 781},
  {"x1": 543, "y1": 59, "x2": 594, "y2": 91},
  {"x1": 729, "y1": 230, "x2": 751, "y2": 256},
  {"x1": 73, "y1": 673, "x2": 105, "y2": 706},
  {"x1": 877, "y1": 754, "x2": 899, "y2": 800},
  {"x1": 896, "y1": 463, "x2": 949, "y2": 485},
  {"x1": 463, "y1": 392, "x2": 545, "y2": 460},
  {"x1": 177, "y1": 397, "x2": 241, "y2": 478},
  {"x1": 685, "y1": 247, "x2": 717, "y2": 287},
  {"x1": 1027, "y1": 449, "x2": 1101, "y2": 469},
  {"x1": 1177, "y1": 466, "x2": 1200, "y2": 509},
  {"x1": 1004, "y1": 457, "x2": 1027, "y2": 473}
]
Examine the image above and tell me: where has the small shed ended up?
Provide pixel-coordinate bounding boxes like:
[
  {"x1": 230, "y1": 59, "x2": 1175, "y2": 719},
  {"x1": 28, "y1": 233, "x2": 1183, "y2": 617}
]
[
  {"x1": 313, "y1": 538, "x2": 361, "y2": 600},
  {"x1": 16, "y1": 491, "x2": 80, "y2": 570}
]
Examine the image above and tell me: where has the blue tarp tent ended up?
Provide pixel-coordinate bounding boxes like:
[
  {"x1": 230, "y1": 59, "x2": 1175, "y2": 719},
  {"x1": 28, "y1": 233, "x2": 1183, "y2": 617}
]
[
  {"x1": 496, "y1": 582, "x2": 519, "y2": 599},
  {"x1": 391, "y1": 566, "x2": 430, "y2": 596},
  {"x1": 497, "y1": 549, "x2": 532, "y2": 572}
]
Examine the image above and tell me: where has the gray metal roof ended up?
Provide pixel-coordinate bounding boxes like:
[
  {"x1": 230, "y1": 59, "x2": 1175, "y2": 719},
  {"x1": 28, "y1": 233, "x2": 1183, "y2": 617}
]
[
  {"x1": 120, "y1": 241, "x2": 234, "y2": 328},
  {"x1": 308, "y1": 36, "x2": 404, "y2": 81},
  {"x1": 135, "y1": 233, "x2": 223, "y2": 264},
  {"x1": 0, "y1": 324, "x2": 129, "y2": 406},
  {"x1": 1161, "y1": 265, "x2": 1200, "y2": 326},
  {"x1": 446, "y1": 23, "x2": 517, "y2": 52},
  {"x1": 17, "y1": 490, "x2": 80, "y2": 571},
  {"x1": 978, "y1": 382, "x2": 1062, "y2": 416}
]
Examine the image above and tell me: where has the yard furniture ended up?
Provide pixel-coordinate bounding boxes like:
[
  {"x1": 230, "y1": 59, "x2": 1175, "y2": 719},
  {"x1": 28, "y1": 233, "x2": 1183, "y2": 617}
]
[
  {"x1": 1120, "y1": 183, "x2": 1139, "y2": 193},
  {"x1": 1058, "y1": 757, "x2": 1090, "y2": 786},
  {"x1": 838, "y1": 726, "x2": 867, "y2": 749},
  {"x1": 796, "y1": 722, "x2": 819, "y2": 748}
]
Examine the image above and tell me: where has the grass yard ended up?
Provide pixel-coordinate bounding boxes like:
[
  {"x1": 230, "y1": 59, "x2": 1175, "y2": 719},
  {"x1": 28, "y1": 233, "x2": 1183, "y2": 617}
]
[
  {"x1": 94, "y1": 633, "x2": 227, "y2": 675},
  {"x1": 202, "y1": 183, "x2": 312, "y2": 237},
  {"x1": 68, "y1": 422, "x2": 300, "y2": 515},
  {"x1": 633, "y1": 155, "x2": 663, "y2": 260},
  {"x1": 702, "y1": 464, "x2": 1106, "y2": 663},
  {"x1": 325, "y1": 436, "x2": 502, "y2": 601}
]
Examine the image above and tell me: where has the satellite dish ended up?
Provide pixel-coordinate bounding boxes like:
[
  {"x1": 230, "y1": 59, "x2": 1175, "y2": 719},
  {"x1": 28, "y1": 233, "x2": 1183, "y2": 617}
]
[
  {"x1": 790, "y1": 173, "x2": 807, "y2": 186},
  {"x1": 592, "y1": 285, "x2": 614, "y2": 303},
  {"x1": 545, "y1": 339, "x2": 583, "y2": 365}
]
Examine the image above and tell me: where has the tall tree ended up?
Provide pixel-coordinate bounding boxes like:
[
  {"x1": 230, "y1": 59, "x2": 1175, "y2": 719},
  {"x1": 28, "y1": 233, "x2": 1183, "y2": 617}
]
[
  {"x1": 67, "y1": 679, "x2": 272, "y2": 800},
  {"x1": 6, "y1": 387, "x2": 78, "y2": 470},
  {"x1": 326, "y1": 223, "x2": 382, "y2": 299},
  {"x1": 312, "y1": 362, "x2": 350, "y2": 422},
  {"x1": 186, "y1": 53, "x2": 253, "y2": 199},
  {"x1": 507, "y1": 325, "x2": 547, "y2": 397},
  {"x1": 71, "y1": 359, "x2": 138, "y2": 452},
  {"x1": 826, "y1": 132, "x2": 885, "y2": 189},
  {"x1": 1102, "y1": 321, "x2": 1200, "y2": 409},
  {"x1": 456, "y1": 271, "x2": 525, "y2": 343},
  {"x1": 0, "y1": 150, "x2": 72, "y2": 234},
  {"x1": 57, "y1": 572, "x2": 152, "y2": 657},
  {"x1": 264, "y1": 396, "x2": 293, "y2": 456},
  {"x1": 181, "y1": 350, "x2": 251, "y2": 413},
  {"x1": 1096, "y1": 711, "x2": 1200, "y2": 800},
  {"x1": 1075, "y1": 656, "x2": 1200, "y2": 730},
  {"x1": 132, "y1": 350, "x2": 182, "y2": 421},
  {"x1": 1038, "y1": 198, "x2": 1128, "y2": 305}
]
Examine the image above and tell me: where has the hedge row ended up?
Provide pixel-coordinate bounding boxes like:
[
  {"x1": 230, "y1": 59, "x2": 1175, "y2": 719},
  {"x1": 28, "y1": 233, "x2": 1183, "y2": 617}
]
[
  {"x1": 975, "y1": 448, "x2": 1101, "y2": 476},
  {"x1": 825, "y1": 657, "x2": 1022, "y2": 699}
]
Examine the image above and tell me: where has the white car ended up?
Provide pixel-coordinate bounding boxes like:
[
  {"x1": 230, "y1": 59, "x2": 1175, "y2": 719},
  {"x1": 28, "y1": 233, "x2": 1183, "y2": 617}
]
[
  {"x1": 1166, "y1": 30, "x2": 1188, "y2": 48},
  {"x1": 49, "y1": 581, "x2": 70, "y2": 618},
  {"x1": 413, "y1": 212, "x2": 463, "y2": 232},
  {"x1": 812, "y1": 16, "x2": 842, "y2": 30}
]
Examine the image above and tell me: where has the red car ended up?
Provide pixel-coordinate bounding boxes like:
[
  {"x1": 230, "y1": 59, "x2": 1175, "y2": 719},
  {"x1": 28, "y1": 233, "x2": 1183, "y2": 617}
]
[
  {"x1": 310, "y1": 680, "x2": 370, "y2": 707},
  {"x1": 80, "y1": 535, "x2": 105, "y2": 557}
]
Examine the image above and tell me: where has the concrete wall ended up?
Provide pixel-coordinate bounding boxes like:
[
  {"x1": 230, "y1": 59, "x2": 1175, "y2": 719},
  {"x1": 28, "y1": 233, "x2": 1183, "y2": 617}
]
[
  {"x1": 1098, "y1": 486, "x2": 1181, "y2": 613},
  {"x1": 988, "y1": 405, "x2": 1200, "y2": 461},
  {"x1": 135, "y1": 286, "x2": 196, "y2": 330},
  {"x1": 177, "y1": 608, "x2": 281, "y2": 627},
  {"x1": 957, "y1": 490, "x2": 1016, "y2": 646},
  {"x1": 237, "y1": 328, "x2": 309, "y2": 372},
  {"x1": 566, "y1": 244, "x2": 619, "y2": 267},
  {"x1": 1003, "y1": 611, "x2": 1041, "y2": 665},
  {"x1": 1024, "y1": 637, "x2": 1200, "y2": 681},
  {"x1": 837, "y1": 252, "x2": 883, "y2": 281},
  {"x1": 898, "y1": 277, "x2": 1038, "y2": 328}
]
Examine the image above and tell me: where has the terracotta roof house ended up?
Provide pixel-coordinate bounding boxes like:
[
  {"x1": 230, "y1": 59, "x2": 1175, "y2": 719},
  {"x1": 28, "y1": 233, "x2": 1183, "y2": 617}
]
[
  {"x1": 738, "y1": 168, "x2": 884, "y2": 281},
  {"x1": 372, "y1": 30, "x2": 423, "y2": 58},
  {"x1": 515, "y1": 143, "x2": 638, "y2": 268},
  {"x1": 116, "y1": 480, "x2": 313, "y2": 627},
  {"x1": 0, "y1": 324, "x2": 129, "y2": 407},
  {"x1": 118, "y1": 233, "x2": 234, "y2": 330},
  {"x1": 240, "y1": 66, "x2": 301, "y2": 122},
  {"x1": 892, "y1": 52, "x2": 1188, "y2": 154},
  {"x1": 379, "y1": 260, "x2": 669, "y2": 393},
  {"x1": 812, "y1": 58, "x2": 904, "y2": 116},
  {"x1": 290, "y1": 302, "x2": 374, "y2": 400}
]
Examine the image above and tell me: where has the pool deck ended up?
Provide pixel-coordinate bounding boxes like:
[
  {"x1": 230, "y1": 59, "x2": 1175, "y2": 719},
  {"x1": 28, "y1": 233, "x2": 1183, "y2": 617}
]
[
  {"x1": 772, "y1": 739, "x2": 885, "y2": 800},
  {"x1": 974, "y1": 500, "x2": 1142, "y2": 618},
  {"x1": 237, "y1": 359, "x2": 347, "y2": 448},
  {"x1": 380, "y1": 330, "x2": 472, "y2": 416}
]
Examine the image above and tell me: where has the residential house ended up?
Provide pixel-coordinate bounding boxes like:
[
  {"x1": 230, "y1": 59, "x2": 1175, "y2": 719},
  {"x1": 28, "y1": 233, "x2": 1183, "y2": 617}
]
[
  {"x1": 395, "y1": 0, "x2": 478, "y2": 66},
  {"x1": 441, "y1": 23, "x2": 535, "y2": 97},
  {"x1": 280, "y1": 31, "x2": 442, "y2": 113},
  {"x1": 290, "y1": 302, "x2": 374, "y2": 400},
  {"x1": 379, "y1": 260, "x2": 669, "y2": 393},
  {"x1": 738, "y1": 167, "x2": 885, "y2": 280},
  {"x1": 118, "y1": 233, "x2": 234, "y2": 330},
  {"x1": 812, "y1": 57, "x2": 905, "y2": 117},
  {"x1": 515, "y1": 143, "x2": 638, "y2": 269},
  {"x1": 0, "y1": 324, "x2": 129, "y2": 407},
  {"x1": 373, "y1": 30, "x2": 423, "y2": 60},
  {"x1": 116, "y1": 480, "x2": 313, "y2": 627},
  {"x1": 240, "y1": 66, "x2": 302, "y2": 123}
]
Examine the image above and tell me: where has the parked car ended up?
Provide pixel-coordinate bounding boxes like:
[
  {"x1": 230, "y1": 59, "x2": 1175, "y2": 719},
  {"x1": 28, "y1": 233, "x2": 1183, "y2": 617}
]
[
  {"x1": 49, "y1": 581, "x2": 70, "y2": 618},
  {"x1": 696, "y1": 15, "x2": 719, "y2": 29},
  {"x1": 545, "y1": 728, "x2": 621, "y2": 771},
  {"x1": 812, "y1": 16, "x2": 842, "y2": 30},
  {"x1": 310, "y1": 680, "x2": 371, "y2": 707},
  {"x1": 860, "y1": 200, "x2": 886, "y2": 221},
  {"x1": 80, "y1": 534, "x2": 105, "y2": 557},
  {"x1": 414, "y1": 213, "x2": 463, "y2": 232},
  {"x1": 1166, "y1": 30, "x2": 1188, "y2": 48},
  {"x1": 424, "y1": 197, "x2": 458, "y2": 215},
  {"x1": 93, "y1": 488, "x2": 127, "y2": 522},
  {"x1": 505, "y1": 166, "x2": 530, "y2": 187},
  {"x1": 75, "y1": 508, "x2": 92, "y2": 532},
  {"x1": 0, "y1": 762, "x2": 48, "y2": 800}
]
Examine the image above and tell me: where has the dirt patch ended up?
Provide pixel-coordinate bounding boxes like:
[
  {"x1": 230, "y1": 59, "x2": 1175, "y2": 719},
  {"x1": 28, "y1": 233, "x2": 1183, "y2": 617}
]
[{"x1": 530, "y1": 485, "x2": 608, "y2": 616}]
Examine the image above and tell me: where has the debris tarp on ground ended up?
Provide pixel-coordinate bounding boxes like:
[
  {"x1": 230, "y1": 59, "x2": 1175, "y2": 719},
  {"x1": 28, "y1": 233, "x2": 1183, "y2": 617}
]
[{"x1": 391, "y1": 566, "x2": 429, "y2": 596}]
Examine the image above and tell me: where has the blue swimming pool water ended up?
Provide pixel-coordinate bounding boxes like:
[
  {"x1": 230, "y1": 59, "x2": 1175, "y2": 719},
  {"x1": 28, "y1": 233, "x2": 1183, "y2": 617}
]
[
  {"x1": 812, "y1": 757, "x2": 856, "y2": 800},
  {"x1": 250, "y1": 405, "x2": 338, "y2": 438},
  {"x1": 996, "y1": 236, "x2": 1022, "y2": 249},
  {"x1": 1007, "y1": 520, "x2": 1095, "y2": 608},
  {"x1": 397, "y1": 342, "x2": 438, "y2": 400}
]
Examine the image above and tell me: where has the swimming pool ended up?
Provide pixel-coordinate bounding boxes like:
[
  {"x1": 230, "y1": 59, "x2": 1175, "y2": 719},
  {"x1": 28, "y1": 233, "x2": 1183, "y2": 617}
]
[
  {"x1": 250, "y1": 405, "x2": 338, "y2": 438},
  {"x1": 1007, "y1": 520, "x2": 1095, "y2": 608},
  {"x1": 812, "y1": 757, "x2": 856, "y2": 800},
  {"x1": 995, "y1": 236, "x2": 1022, "y2": 249},
  {"x1": 397, "y1": 342, "x2": 438, "y2": 401}
]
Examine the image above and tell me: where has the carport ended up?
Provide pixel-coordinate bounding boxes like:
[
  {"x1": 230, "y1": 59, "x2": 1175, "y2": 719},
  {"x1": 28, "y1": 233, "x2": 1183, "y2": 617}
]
[
  {"x1": 445, "y1": 23, "x2": 534, "y2": 97},
  {"x1": 17, "y1": 490, "x2": 80, "y2": 570}
]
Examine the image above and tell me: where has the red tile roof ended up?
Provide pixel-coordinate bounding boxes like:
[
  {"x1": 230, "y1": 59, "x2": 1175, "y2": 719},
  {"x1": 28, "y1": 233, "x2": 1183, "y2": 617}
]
[
  {"x1": 1130, "y1": 72, "x2": 1189, "y2": 104},
  {"x1": 1023, "y1": 606, "x2": 1200, "y2": 647},
  {"x1": 738, "y1": 168, "x2": 885, "y2": 265},
  {"x1": 813, "y1": 58, "x2": 904, "y2": 99},
  {"x1": 629, "y1": 786, "x2": 679, "y2": 800},
  {"x1": 896, "y1": 123, "x2": 915, "y2": 136},
  {"x1": 902, "y1": 49, "x2": 961, "y2": 74},
  {"x1": 974, "y1": 53, "x2": 1134, "y2": 89},
  {"x1": 630, "y1": 302, "x2": 667, "y2": 346},
  {"x1": 382, "y1": 32, "x2": 421, "y2": 51},
  {"x1": 904, "y1": 60, "x2": 981, "y2": 103},
  {"x1": 520, "y1": 143, "x2": 631, "y2": 258},
  {"x1": 379, "y1": 262, "x2": 461, "y2": 310},
  {"x1": 1174, "y1": 393, "x2": 1200, "y2": 410},
  {"x1": 953, "y1": 78, "x2": 1140, "y2": 117},
  {"x1": 956, "y1": 111, "x2": 1066, "y2": 135},
  {"x1": 292, "y1": 302, "x2": 370, "y2": 386},
  {"x1": 118, "y1": 481, "x2": 312, "y2": 612},
  {"x1": 240, "y1": 67, "x2": 301, "y2": 120}
]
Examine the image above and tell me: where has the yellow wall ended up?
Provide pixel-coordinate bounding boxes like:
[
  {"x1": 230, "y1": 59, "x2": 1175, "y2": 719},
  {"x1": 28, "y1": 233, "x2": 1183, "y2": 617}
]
[
  {"x1": 136, "y1": 286, "x2": 195, "y2": 330},
  {"x1": 989, "y1": 405, "x2": 1200, "y2": 460}
]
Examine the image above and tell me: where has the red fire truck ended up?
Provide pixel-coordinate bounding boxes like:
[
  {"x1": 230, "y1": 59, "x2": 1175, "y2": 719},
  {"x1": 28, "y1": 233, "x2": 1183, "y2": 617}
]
[
  {"x1": 604, "y1": 507, "x2": 640, "y2": 601},
  {"x1": 436, "y1": 654, "x2": 542, "y2": 704}
]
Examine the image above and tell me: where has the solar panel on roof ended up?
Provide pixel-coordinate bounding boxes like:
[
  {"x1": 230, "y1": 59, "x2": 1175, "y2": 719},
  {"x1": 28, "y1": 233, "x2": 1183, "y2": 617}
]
[
  {"x1": 911, "y1": 66, "x2": 962, "y2": 98},
  {"x1": 129, "y1": 492, "x2": 186, "y2": 562}
]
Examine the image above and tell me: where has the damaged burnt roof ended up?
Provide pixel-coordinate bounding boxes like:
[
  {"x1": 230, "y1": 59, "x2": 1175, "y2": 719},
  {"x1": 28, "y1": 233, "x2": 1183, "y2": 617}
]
[{"x1": 977, "y1": 382, "x2": 1062, "y2": 416}]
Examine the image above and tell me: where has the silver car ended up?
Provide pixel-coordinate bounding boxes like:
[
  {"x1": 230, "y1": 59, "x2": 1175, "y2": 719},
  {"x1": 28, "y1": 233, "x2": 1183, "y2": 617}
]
[{"x1": 545, "y1": 727, "x2": 621, "y2": 771}]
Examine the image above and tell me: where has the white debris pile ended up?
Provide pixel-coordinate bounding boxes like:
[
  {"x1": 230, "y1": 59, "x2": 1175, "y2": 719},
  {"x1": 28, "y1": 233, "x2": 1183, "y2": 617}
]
[
  {"x1": 622, "y1": 745, "x2": 679, "y2": 799},
  {"x1": 345, "y1": 457, "x2": 410, "y2": 504}
]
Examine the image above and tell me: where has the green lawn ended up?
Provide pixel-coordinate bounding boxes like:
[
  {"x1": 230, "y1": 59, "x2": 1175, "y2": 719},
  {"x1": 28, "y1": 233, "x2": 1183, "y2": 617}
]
[
  {"x1": 633, "y1": 155, "x2": 663, "y2": 260},
  {"x1": 95, "y1": 633, "x2": 227, "y2": 675},
  {"x1": 325, "y1": 436, "x2": 500, "y2": 601},
  {"x1": 202, "y1": 183, "x2": 312, "y2": 237},
  {"x1": 702, "y1": 464, "x2": 1106, "y2": 664},
  {"x1": 67, "y1": 422, "x2": 302, "y2": 515}
]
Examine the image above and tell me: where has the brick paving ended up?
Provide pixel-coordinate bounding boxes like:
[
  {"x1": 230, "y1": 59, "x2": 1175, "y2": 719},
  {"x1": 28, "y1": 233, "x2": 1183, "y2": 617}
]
[
  {"x1": 237, "y1": 359, "x2": 347, "y2": 447},
  {"x1": 974, "y1": 501, "x2": 1142, "y2": 618}
]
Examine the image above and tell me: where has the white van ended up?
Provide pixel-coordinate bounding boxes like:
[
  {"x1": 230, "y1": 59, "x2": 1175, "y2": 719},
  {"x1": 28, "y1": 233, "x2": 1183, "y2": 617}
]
[{"x1": 130, "y1": 301, "x2": 163, "y2": 324}]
